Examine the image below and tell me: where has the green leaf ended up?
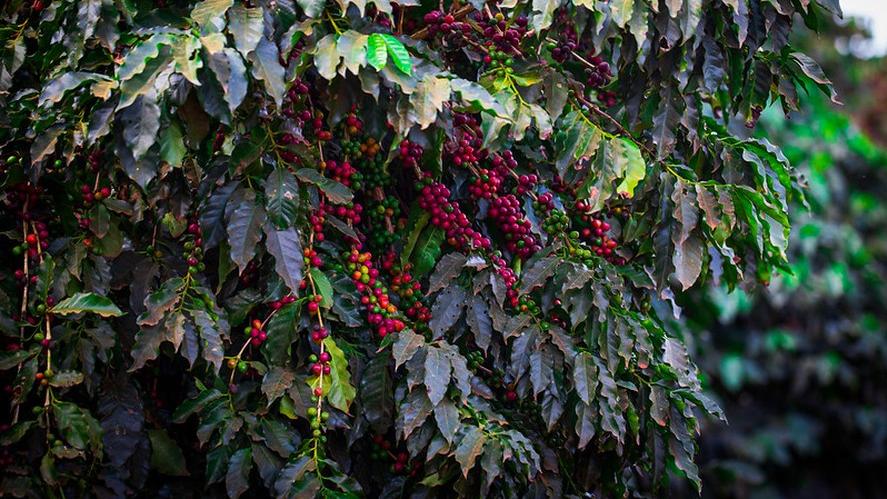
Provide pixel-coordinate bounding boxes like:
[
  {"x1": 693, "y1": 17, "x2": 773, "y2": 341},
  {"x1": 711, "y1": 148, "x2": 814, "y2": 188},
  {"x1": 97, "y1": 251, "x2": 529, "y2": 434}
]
[
  {"x1": 314, "y1": 34, "x2": 340, "y2": 80},
  {"x1": 366, "y1": 33, "x2": 388, "y2": 71},
  {"x1": 392, "y1": 329, "x2": 424, "y2": 369},
  {"x1": 321, "y1": 337, "x2": 356, "y2": 413},
  {"x1": 191, "y1": 0, "x2": 234, "y2": 29},
  {"x1": 0, "y1": 348, "x2": 36, "y2": 370},
  {"x1": 360, "y1": 354, "x2": 395, "y2": 433},
  {"x1": 227, "y1": 193, "x2": 266, "y2": 274},
  {"x1": 172, "y1": 35, "x2": 203, "y2": 85},
  {"x1": 401, "y1": 206, "x2": 429, "y2": 267},
  {"x1": 671, "y1": 181, "x2": 704, "y2": 290},
  {"x1": 120, "y1": 94, "x2": 161, "y2": 160},
  {"x1": 310, "y1": 268, "x2": 333, "y2": 309},
  {"x1": 609, "y1": 0, "x2": 635, "y2": 27},
  {"x1": 612, "y1": 138, "x2": 646, "y2": 197},
  {"x1": 249, "y1": 37, "x2": 287, "y2": 106},
  {"x1": 519, "y1": 256, "x2": 560, "y2": 294},
  {"x1": 428, "y1": 252, "x2": 467, "y2": 294},
  {"x1": 424, "y1": 345, "x2": 451, "y2": 406},
  {"x1": 411, "y1": 226, "x2": 445, "y2": 277},
  {"x1": 39, "y1": 72, "x2": 109, "y2": 107},
  {"x1": 410, "y1": 75, "x2": 451, "y2": 128},
  {"x1": 434, "y1": 398, "x2": 460, "y2": 445},
  {"x1": 572, "y1": 352, "x2": 598, "y2": 405},
  {"x1": 172, "y1": 388, "x2": 224, "y2": 423},
  {"x1": 263, "y1": 224, "x2": 305, "y2": 294},
  {"x1": 51, "y1": 292, "x2": 123, "y2": 317},
  {"x1": 226, "y1": 447, "x2": 253, "y2": 499},
  {"x1": 274, "y1": 456, "x2": 319, "y2": 497},
  {"x1": 454, "y1": 426, "x2": 486, "y2": 477},
  {"x1": 52, "y1": 401, "x2": 102, "y2": 452},
  {"x1": 228, "y1": 5, "x2": 264, "y2": 56},
  {"x1": 428, "y1": 286, "x2": 467, "y2": 338},
  {"x1": 381, "y1": 34, "x2": 411, "y2": 75},
  {"x1": 337, "y1": 31, "x2": 368, "y2": 75},
  {"x1": 0, "y1": 421, "x2": 36, "y2": 446},
  {"x1": 295, "y1": 168, "x2": 354, "y2": 204},
  {"x1": 262, "y1": 302, "x2": 299, "y2": 365},
  {"x1": 297, "y1": 0, "x2": 325, "y2": 17},
  {"x1": 192, "y1": 309, "x2": 226, "y2": 372},
  {"x1": 117, "y1": 33, "x2": 173, "y2": 82},
  {"x1": 160, "y1": 121, "x2": 187, "y2": 167},
  {"x1": 263, "y1": 367, "x2": 296, "y2": 406},
  {"x1": 264, "y1": 168, "x2": 300, "y2": 229},
  {"x1": 137, "y1": 277, "x2": 183, "y2": 326},
  {"x1": 48, "y1": 371, "x2": 84, "y2": 388},
  {"x1": 149, "y1": 429, "x2": 189, "y2": 476},
  {"x1": 207, "y1": 48, "x2": 249, "y2": 115}
]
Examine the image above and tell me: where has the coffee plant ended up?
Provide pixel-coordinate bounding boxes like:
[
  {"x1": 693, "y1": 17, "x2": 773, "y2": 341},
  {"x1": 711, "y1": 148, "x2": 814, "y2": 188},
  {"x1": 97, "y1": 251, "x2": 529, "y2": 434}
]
[
  {"x1": 688, "y1": 84, "x2": 887, "y2": 497},
  {"x1": 0, "y1": 0, "x2": 839, "y2": 496}
]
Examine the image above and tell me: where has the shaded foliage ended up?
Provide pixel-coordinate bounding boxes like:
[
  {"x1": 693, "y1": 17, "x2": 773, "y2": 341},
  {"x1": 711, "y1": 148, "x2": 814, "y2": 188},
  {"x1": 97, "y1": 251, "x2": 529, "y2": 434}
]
[{"x1": 0, "y1": 0, "x2": 835, "y2": 496}]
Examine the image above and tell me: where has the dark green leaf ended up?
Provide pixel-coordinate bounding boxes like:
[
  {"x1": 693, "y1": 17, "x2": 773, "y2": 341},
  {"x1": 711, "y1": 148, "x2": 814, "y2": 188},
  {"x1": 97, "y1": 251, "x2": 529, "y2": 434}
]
[
  {"x1": 454, "y1": 426, "x2": 486, "y2": 477},
  {"x1": 149, "y1": 428, "x2": 189, "y2": 476},
  {"x1": 295, "y1": 168, "x2": 354, "y2": 204},
  {"x1": 264, "y1": 168, "x2": 300, "y2": 229},
  {"x1": 226, "y1": 447, "x2": 253, "y2": 499},
  {"x1": 228, "y1": 193, "x2": 266, "y2": 274},
  {"x1": 263, "y1": 224, "x2": 305, "y2": 294},
  {"x1": 51, "y1": 292, "x2": 123, "y2": 317}
]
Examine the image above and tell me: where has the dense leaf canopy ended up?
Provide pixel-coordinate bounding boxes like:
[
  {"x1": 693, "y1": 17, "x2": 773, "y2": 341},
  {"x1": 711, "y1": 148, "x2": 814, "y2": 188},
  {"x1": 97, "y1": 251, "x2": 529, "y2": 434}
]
[
  {"x1": 0, "y1": 0, "x2": 837, "y2": 496},
  {"x1": 689, "y1": 85, "x2": 887, "y2": 497}
]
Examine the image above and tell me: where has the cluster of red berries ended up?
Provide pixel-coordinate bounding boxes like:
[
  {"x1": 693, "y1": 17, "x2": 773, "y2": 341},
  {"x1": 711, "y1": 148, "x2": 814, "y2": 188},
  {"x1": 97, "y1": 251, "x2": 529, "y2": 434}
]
[
  {"x1": 417, "y1": 179, "x2": 490, "y2": 250},
  {"x1": 549, "y1": 11, "x2": 578, "y2": 63},
  {"x1": 488, "y1": 194, "x2": 540, "y2": 258},
  {"x1": 596, "y1": 89, "x2": 617, "y2": 107},
  {"x1": 370, "y1": 435, "x2": 421, "y2": 476},
  {"x1": 276, "y1": 132, "x2": 304, "y2": 163},
  {"x1": 308, "y1": 351, "x2": 331, "y2": 376},
  {"x1": 246, "y1": 319, "x2": 268, "y2": 346},
  {"x1": 12, "y1": 221, "x2": 50, "y2": 260},
  {"x1": 446, "y1": 114, "x2": 484, "y2": 167},
  {"x1": 574, "y1": 201, "x2": 625, "y2": 264},
  {"x1": 286, "y1": 38, "x2": 307, "y2": 63},
  {"x1": 303, "y1": 248, "x2": 324, "y2": 269},
  {"x1": 585, "y1": 56, "x2": 612, "y2": 89},
  {"x1": 397, "y1": 139, "x2": 423, "y2": 170},
  {"x1": 184, "y1": 222, "x2": 205, "y2": 274},
  {"x1": 422, "y1": 11, "x2": 471, "y2": 37},
  {"x1": 86, "y1": 149, "x2": 102, "y2": 172},
  {"x1": 321, "y1": 201, "x2": 363, "y2": 226},
  {"x1": 269, "y1": 294, "x2": 297, "y2": 311},
  {"x1": 346, "y1": 249, "x2": 406, "y2": 338},
  {"x1": 309, "y1": 323, "x2": 330, "y2": 343},
  {"x1": 4, "y1": 183, "x2": 40, "y2": 211},
  {"x1": 306, "y1": 294, "x2": 323, "y2": 315},
  {"x1": 283, "y1": 78, "x2": 311, "y2": 115},
  {"x1": 490, "y1": 254, "x2": 521, "y2": 308},
  {"x1": 324, "y1": 159, "x2": 358, "y2": 187},
  {"x1": 309, "y1": 210, "x2": 326, "y2": 242},
  {"x1": 476, "y1": 11, "x2": 529, "y2": 55},
  {"x1": 238, "y1": 259, "x2": 260, "y2": 287},
  {"x1": 514, "y1": 173, "x2": 538, "y2": 196},
  {"x1": 386, "y1": 262, "x2": 431, "y2": 324},
  {"x1": 467, "y1": 168, "x2": 504, "y2": 199},
  {"x1": 80, "y1": 184, "x2": 112, "y2": 206},
  {"x1": 342, "y1": 114, "x2": 363, "y2": 136}
]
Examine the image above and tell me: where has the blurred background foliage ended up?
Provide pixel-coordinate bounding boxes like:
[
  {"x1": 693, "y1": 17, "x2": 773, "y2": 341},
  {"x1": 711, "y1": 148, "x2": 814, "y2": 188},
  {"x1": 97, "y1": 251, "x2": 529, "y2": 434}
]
[{"x1": 682, "y1": 17, "x2": 887, "y2": 499}]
